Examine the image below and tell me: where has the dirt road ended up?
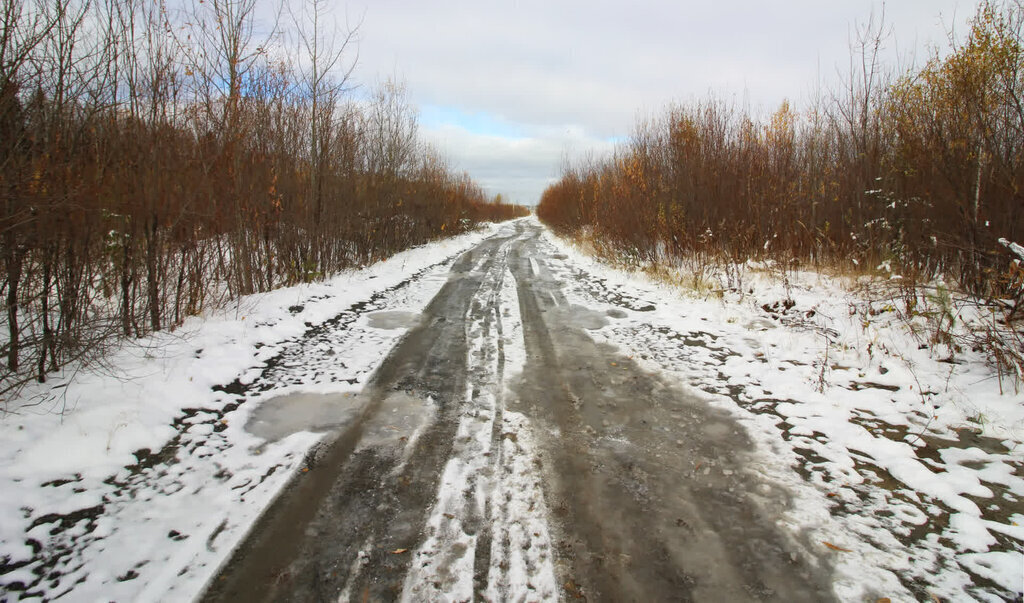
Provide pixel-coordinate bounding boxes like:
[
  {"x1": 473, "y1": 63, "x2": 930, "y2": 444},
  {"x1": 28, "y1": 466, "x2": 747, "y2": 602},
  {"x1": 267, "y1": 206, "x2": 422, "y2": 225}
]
[{"x1": 201, "y1": 220, "x2": 835, "y2": 602}]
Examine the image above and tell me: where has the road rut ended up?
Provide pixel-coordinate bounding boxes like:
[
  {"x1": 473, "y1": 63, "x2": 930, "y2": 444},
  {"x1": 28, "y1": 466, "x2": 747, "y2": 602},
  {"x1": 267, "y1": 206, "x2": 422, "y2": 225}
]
[{"x1": 201, "y1": 220, "x2": 834, "y2": 602}]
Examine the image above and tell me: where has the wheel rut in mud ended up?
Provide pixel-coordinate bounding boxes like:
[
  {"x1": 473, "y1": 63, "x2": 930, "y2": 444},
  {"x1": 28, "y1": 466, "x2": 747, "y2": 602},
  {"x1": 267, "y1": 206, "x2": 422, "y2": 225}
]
[
  {"x1": 505, "y1": 228, "x2": 835, "y2": 602},
  {"x1": 202, "y1": 232, "x2": 519, "y2": 601},
  {"x1": 202, "y1": 220, "x2": 835, "y2": 602}
]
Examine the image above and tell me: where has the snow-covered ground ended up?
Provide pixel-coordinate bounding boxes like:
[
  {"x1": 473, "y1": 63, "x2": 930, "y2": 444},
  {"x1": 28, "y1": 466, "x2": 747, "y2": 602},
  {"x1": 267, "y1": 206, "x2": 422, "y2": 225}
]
[
  {"x1": 542, "y1": 229, "x2": 1024, "y2": 601},
  {"x1": 2, "y1": 215, "x2": 1022, "y2": 601},
  {"x1": 0, "y1": 224, "x2": 504, "y2": 601}
]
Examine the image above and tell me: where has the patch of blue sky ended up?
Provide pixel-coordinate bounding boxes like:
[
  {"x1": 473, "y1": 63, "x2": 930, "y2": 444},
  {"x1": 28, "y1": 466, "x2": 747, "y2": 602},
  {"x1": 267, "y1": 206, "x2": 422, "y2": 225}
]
[{"x1": 420, "y1": 105, "x2": 528, "y2": 139}]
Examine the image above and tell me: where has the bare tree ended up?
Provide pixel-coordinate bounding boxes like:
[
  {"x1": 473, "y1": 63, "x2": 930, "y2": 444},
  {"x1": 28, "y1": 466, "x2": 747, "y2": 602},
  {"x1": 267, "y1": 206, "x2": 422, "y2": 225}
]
[{"x1": 291, "y1": 0, "x2": 357, "y2": 224}]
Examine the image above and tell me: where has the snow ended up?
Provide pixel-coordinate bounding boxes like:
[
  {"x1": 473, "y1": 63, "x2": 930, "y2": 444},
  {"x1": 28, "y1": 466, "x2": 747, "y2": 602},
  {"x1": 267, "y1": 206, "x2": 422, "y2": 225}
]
[
  {"x1": 402, "y1": 231, "x2": 558, "y2": 601},
  {"x1": 3, "y1": 215, "x2": 1021, "y2": 601},
  {"x1": 487, "y1": 257, "x2": 558, "y2": 601},
  {"x1": 0, "y1": 224, "x2": 503, "y2": 601},
  {"x1": 541, "y1": 227, "x2": 1024, "y2": 601},
  {"x1": 999, "y1": 237, "x2": 1024, "y2": 261}
]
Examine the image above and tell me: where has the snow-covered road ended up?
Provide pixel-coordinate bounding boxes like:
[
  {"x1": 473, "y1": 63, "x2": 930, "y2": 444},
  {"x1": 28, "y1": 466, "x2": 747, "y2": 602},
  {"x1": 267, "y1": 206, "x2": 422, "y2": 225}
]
[{"x1": 3, "y1": 218, "x2": 1023, "y2": 601}]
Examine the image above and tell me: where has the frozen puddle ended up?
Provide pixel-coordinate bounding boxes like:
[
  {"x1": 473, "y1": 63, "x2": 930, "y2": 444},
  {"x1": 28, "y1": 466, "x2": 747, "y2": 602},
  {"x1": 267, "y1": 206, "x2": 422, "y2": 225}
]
[
  {"x1": 551, "y1": 304, "x2": 629, "y2": 330},
  {"x1": 245, "y1": 391, "x2": 362, "y2": 442},
  {"x1": 367, "y1": 310, "x2": 421, "y2": 330},
  {"x1": 357, "y1": 390, "x2": 436, "y2": 451}
]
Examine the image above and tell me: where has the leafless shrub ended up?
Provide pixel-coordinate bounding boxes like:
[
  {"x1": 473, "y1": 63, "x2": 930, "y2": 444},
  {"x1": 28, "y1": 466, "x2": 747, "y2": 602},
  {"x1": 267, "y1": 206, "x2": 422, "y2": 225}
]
[
  {"x1": 537, "y1": 1, "x2": 1024, "y2": 380},
  {"x1": 0, "y1": 0, "x2": 526, "y2": 402}
]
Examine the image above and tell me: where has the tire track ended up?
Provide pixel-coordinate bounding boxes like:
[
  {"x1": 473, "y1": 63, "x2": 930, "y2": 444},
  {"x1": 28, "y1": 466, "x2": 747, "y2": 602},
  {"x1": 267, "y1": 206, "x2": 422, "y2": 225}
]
[{"x1": 202, "y1": 230, "x2": 520, "y2": 602}]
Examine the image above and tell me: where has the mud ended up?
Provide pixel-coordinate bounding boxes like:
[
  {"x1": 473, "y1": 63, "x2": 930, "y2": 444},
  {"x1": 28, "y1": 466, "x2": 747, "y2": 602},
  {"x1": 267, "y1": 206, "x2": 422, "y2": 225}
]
[
  {"x1": 505, "y1": 226, "x2": 835, "y2": 602},
  {"x1": 202, "y1": 231, "x2": 520, "y2": 602},
  {"x1": 201, "y1": 221, "x2": 835, "y2": 602}
]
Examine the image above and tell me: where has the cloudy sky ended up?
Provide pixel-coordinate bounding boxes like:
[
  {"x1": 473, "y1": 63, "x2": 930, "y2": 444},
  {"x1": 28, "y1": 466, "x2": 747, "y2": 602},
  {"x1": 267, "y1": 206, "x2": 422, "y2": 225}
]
[{"x1": 341, "y1": 1, "x2": 981, "y2": 205}]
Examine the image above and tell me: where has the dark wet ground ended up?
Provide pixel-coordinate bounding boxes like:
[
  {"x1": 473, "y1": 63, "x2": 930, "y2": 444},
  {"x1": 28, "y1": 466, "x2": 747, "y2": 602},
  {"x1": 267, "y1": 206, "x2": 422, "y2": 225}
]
[
  {"x1": 202, "y1": 221, "x2": 836, "y2": 602},
  {"x1": 552, "y1": 238, "x2": 1024, "y2": 601},
  {"x1": 504, "y1": 226, "x2": 834, "y2": 602}
]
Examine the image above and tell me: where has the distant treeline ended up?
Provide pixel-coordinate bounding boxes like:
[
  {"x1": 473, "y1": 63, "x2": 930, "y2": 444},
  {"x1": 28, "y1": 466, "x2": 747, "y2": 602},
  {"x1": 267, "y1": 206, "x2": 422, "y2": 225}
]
[
  {"x1": 0, "y1": 0, "x2": 527, "y2": 395},
  {"x1": 538, "y1": 1, "x2": 1024, "y2": 302}
]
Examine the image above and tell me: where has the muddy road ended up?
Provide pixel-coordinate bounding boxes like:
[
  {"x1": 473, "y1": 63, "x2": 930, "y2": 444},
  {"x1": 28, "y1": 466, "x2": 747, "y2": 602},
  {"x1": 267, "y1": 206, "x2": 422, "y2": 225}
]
[{"x1": 201, "y1": 220, "x2": 835, "y2": 602}]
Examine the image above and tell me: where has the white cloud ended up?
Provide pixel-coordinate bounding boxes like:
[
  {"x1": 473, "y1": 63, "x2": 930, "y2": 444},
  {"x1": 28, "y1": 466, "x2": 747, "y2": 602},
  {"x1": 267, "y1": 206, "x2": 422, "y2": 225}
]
[
  {"x1": 336, "y1": 0, "x2": 981, "y2": 204},
  {"x1": 420, "y1": 122, "x2": 615, "y2": 205}
]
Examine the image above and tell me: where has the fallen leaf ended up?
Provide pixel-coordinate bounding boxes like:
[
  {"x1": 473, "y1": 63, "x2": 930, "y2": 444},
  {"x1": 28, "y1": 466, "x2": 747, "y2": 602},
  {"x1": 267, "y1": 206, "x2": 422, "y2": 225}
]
[
  {"x1": 390, "y1": 548, "x2": 408, "y2": 554},
  {"x1": 443, "y1": 513, "x2": 455, "y2": 519},
  {"x1": 876, "y1": 598, "x2": 892, "y2": 603},
  {"x1": 564, "y1": 579, "x2": 586, "y2": 599},
  {"x1": 823, "y1": 541, "x2": 851, "y2": 552}
]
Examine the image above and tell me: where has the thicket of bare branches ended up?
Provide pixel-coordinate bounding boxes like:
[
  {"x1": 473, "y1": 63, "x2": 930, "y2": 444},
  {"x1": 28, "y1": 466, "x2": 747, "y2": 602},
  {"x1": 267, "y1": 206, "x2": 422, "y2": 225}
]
[
  {"x1": 0, "y1": 0, "x2": 527, "y2": 398},
  {"x1": 537, "y1": 1, "x2": 1024, "y2": 378},
  {"x1": 538, "y1": 1, "x2": 1024, "y2": 309}
]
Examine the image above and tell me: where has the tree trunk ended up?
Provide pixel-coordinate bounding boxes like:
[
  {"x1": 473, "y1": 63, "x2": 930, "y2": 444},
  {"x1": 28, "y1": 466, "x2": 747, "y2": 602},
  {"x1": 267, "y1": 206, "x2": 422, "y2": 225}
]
[
  {"x1": 5, "y1": 232, "x2": 22, "y2": 372},
  {"x1": 121, "y1": 231, "x2": 133, "y2": 337},
  {"x1": 175, "y1": 244, "x2": 186, "y2": 326},
  {"x1": 146, "y1": 214, "x2": 160, "y2": 331},
  {"x1": 39, "y1": 251, "x2": 52, "y2": 382},
  {"x1": 973, "y1": 143, "x2": 983, "y2": 226}
]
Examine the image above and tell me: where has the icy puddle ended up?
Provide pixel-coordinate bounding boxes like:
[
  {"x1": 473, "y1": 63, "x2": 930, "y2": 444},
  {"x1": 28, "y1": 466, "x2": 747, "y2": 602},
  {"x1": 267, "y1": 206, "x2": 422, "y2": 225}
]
[
  {"x1": 245, "y1": 391, "x2": 363, "y2": 442},
  {"x1": 367, "y1": 310, "x2": 421, "y2": 329},
  {"x1": 356, "y1": 390, "x2": 436, "y2": 450},
  {"x1": 549, "y1": 304, "x2": 630, "y2": 330}
]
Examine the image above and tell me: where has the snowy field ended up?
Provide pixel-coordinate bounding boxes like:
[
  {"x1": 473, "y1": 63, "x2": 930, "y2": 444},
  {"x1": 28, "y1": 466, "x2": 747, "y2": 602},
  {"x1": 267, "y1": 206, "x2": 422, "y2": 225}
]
[{"x1": 542, "y1": 229, "x2": 1024, "y2": 601}]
